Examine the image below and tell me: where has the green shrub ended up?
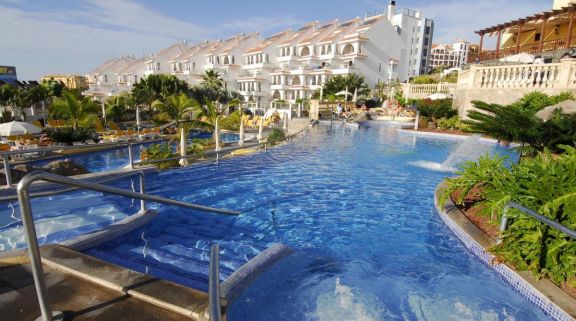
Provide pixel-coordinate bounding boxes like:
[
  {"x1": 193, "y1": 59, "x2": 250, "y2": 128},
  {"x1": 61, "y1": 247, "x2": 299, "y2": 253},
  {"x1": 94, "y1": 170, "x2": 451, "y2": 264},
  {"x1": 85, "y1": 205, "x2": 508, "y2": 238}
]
[
  {"x1": 45, "y1": 127, "x2": 94, "y2": 145},
  {"x1": 441, "y1": 148, "x2": 576, "y2": 286},
  {"x1": 191, "y1": 138, "x2": 213, "y2": 147},
  {"x1": 411, "y1": 75, "x2": 438, "y2": 84},
  {"x1": 465, "y1": 94, "x2": 576, "y2": 154},
  {"x1": 416, "y1": 99, "x2": 457, "y2": 121},
  {"x1": 219, "y1": 111, "x2": 241, "y2": 131},
  {"x1": 140, "y1": 143, "x2": 178, "y2": 169},
  {"x1": 436, "y1": 116, "x2": 462, "y2": 130},
  {"x1": 267, "y1": 128, "x2": 285, "y2": 143},
  {"x1": 187, "y1": 141, "x2": 204, "y2": 155}
]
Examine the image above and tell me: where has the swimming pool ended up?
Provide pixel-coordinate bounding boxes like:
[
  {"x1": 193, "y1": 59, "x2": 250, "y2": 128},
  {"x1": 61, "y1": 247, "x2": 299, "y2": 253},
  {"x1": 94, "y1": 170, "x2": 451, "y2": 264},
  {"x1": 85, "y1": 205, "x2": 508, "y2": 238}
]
[
  {"x1": 189, "y1": 129, "x2": 241, "y2": 143},
  {"x1": 80, "y1": 122, "x2": 552, "y2": 321}
]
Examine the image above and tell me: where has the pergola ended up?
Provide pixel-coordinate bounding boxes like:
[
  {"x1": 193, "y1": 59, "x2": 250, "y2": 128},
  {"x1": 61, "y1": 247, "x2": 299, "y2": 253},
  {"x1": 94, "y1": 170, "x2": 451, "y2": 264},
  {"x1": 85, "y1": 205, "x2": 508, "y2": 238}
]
[{"x1": 474, "y1": 4, "x2": 576, "y2": 61}]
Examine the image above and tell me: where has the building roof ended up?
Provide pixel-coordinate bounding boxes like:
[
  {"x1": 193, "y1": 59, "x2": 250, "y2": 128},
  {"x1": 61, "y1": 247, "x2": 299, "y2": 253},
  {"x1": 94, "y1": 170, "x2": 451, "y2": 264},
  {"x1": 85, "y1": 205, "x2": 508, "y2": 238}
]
[
  {"x1": 475, "y1": 3, "x2": 576, "y2": 35},
  {"x1": 318, "y1": 18, "x2": 361, "y2": 43},
  {"x1": 245, "y1": 29, "x2": 294, "y2": 54},
  {"x1": 117, "y1": 56, "x2": 152, "y2": 74},
  {"x1": 88, "y1": 56, "x2": 137, "y2": 75},
  {"x1": 205, "y1": 33, "x2": 260, "y2": 56},
  {"x1": 297, "y1": 20, "x2": 339, "y2": 45},
  {"x1": 171, "y1": 41, "x2": 215, "y2": 61},
  {"x1": 146, "y1": 41, "x2": 190, "y2": 63}
]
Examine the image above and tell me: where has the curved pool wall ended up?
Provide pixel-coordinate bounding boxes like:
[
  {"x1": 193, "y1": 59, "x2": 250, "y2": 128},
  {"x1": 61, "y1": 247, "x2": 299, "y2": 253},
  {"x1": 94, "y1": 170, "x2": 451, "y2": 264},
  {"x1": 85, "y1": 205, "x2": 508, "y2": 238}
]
[
  {"x1": 434, "y1": 183, "x2": 575, "y2": 321},
  {"x1": 80, "y1": 122, "x2": 555, "y2": 321}
]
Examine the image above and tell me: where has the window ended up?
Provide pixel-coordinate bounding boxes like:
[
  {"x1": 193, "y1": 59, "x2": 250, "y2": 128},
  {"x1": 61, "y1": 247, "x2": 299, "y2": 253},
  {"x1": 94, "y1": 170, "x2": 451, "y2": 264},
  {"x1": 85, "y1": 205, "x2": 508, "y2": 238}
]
[
  {"x1": 425, "y1": 26, "x2": 431, "y2": 35},
  {"x1": 535, "y1": 33, "x2": 541, "y2": 42},
  {"x1": 342, "y1": 44, "x2": 355, "y2": 55}
]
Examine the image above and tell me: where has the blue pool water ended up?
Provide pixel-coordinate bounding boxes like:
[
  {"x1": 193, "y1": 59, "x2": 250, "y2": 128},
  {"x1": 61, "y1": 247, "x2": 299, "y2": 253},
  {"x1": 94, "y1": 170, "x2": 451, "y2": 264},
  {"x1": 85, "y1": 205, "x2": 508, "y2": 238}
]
[
  {"x1": 79, "y1": 123, "x2": 551, "y2": 321},
  {"x1": 189, "y1": 130, "x2": 240, "y2": 143}
]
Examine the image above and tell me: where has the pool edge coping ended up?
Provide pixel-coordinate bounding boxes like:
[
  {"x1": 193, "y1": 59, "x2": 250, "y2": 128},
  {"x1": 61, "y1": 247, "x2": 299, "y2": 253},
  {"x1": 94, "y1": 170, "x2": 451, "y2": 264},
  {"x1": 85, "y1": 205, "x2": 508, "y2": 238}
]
[{"x1": 434, "y1": 182, "x2": 576, "y2": 321}]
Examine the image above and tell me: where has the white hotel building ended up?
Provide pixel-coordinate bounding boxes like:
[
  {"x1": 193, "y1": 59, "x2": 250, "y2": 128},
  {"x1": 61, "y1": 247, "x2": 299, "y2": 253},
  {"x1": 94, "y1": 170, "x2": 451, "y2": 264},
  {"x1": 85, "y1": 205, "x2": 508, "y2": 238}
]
[
  {"x1": 429, "y1": 40, "x2": 470, "y2": 70},
  {"x1": 84, "y1": 1, "x2": 433, "y2": 103}
]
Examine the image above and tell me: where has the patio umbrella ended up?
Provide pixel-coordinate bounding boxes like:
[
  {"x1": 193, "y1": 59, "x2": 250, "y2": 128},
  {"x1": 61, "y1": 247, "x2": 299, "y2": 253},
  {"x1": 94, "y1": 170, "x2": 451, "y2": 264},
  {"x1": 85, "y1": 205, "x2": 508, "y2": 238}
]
[
  {"x1": 335, "y1": 90, "x2": 353, "y2": 96},
  {"x1": 426, "y1": 93, "x2": 452, "y2": 100},
  {"x1": 499, "y1": 52, "x2": 535, "y2": 64},
  {"x1": 257, "y1": 117, "x2": 263, "y2": 142},
  {"x1": 0, "y1": 121, "x2": 42, "y2": 136},
  {"x1": 352, "y1": 87, "x2": 358, "y2": 104},
  {"x1": 535, "y1": 100, "x2": 576, "y2": 121}
]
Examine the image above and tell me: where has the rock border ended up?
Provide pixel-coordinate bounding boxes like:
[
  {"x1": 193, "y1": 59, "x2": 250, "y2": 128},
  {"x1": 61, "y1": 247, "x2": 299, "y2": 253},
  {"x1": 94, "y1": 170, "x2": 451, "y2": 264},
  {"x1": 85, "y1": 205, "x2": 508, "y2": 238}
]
[{"x1": 434, "y1": 182, "x2": 576, "y2": 321}]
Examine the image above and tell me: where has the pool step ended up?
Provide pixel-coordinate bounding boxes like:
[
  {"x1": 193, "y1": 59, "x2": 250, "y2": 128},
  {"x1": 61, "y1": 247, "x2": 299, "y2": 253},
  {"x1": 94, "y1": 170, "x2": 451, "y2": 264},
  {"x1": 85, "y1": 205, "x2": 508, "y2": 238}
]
[
  {"x1": 87, "y1": 238, "x2": 255, "y2": 292},
  {"x1": 41, "y1": 245, "x2": 213, "y2": 320}
]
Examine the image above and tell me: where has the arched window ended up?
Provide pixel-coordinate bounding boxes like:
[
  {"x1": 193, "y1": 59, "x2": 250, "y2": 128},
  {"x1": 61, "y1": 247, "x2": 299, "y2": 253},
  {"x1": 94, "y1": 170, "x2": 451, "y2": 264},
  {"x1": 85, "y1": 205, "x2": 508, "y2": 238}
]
[
  {"x1": 272, "y1": 90, "x2": 281, "y2": 99},
  {"x1": 300, "y1": 47, "x2": 310, "y2": 57},
  {"x1": 223, "y1": 56, "x2": 229, "y2": 65},
  {"x1": 292, "y1": 76, "x2": 301, "y2": 86},
  {"x1": 342, "y1": 44, "x2": 355, "y2": 55}
]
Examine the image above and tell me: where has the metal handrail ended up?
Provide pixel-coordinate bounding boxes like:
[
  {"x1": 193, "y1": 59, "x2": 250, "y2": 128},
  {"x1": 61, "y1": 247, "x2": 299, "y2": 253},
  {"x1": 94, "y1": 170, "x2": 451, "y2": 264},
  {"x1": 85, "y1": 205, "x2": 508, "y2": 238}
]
[
  {"x1": 0, "y1": 141, "x2": 132, "y2": 157},
  {"x1": 134, "y1": 122, "x2": 315, "y2": 167},
  {"x1": 16, "y1": 171, "x2": 241, "y2": 321},
  {"x1": 500, "y1": 201, "x2": 576, "y2": 241},
  {"x1": 0, "y1": 170, "x2": 150, "y2": 202},
  {"x1": 0, "y1": 140, "x2": 154, "y2": 185},
  {"x1": 209, "y1": 244, "x2": 222, "y2": 321}
]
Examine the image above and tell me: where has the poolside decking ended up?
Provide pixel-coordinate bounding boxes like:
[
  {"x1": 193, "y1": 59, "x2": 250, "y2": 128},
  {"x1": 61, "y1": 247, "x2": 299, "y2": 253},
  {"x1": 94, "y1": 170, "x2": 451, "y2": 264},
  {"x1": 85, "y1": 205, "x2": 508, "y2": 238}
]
[{"x1": 0, "y1": 246, "x2": 213, "y2": 321}]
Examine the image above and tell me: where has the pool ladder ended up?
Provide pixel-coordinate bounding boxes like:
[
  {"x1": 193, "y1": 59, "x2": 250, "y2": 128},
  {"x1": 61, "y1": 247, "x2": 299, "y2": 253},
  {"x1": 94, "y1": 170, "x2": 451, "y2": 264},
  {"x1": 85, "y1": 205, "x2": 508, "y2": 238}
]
[{"x1": 15, "y1": 170, "x2": 238, "y2": 321}]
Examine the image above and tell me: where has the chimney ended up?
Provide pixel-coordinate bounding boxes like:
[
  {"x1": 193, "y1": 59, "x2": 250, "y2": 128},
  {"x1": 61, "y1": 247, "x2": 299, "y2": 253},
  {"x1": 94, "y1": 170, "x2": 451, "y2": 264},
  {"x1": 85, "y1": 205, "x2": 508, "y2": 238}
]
[{"x1": 387, "y1": 0, "x2": 396, "y2": 21}]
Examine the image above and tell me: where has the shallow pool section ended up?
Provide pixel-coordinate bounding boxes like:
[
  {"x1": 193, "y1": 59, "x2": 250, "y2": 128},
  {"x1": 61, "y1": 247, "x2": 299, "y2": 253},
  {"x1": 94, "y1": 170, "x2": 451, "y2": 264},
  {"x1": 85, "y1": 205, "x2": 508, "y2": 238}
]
[
  {"x1": 189, "y1": 130, "x2": 240, "y2": 143},
  {"x1": 0, "y1": 191, "x2": 138, "y2": 252},
  {"x1": 84, "y1": 122, "x2": 550, "y2": 320}
]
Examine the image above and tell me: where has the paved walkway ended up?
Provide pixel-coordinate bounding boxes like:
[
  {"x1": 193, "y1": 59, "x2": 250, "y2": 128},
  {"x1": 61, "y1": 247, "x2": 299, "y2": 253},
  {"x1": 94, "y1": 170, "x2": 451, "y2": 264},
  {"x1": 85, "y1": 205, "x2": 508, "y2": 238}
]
[{"x1": 0, "y1": 246, "x2": 208, "y2": 321}]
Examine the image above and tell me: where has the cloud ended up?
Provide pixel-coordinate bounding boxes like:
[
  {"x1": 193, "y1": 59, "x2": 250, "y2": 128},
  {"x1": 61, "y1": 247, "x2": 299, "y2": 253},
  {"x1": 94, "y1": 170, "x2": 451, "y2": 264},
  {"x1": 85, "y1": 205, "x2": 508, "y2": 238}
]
[
  {"x1": 414, "y1": 0, "x2": 549, "y2": 45},
  {"x1": 0, "y1": 0, "x2": 212, "y2": 79},
  {"x1": 219, "y1": 16, "x2": 306, "y2": 35}
]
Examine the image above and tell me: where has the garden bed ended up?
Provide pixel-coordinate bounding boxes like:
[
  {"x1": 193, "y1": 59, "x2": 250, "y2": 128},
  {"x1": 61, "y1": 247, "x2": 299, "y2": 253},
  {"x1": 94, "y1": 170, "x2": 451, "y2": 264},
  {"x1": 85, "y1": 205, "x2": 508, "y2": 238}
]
[{"x1": 448, "y1": 188, "x2": 576, "y2": 300}]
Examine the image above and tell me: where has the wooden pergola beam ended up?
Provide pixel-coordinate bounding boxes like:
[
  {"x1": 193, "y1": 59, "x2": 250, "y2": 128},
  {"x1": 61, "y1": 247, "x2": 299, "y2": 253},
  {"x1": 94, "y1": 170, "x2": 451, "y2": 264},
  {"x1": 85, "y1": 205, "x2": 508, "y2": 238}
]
[{"x1": 474, "y1": 3, "x2": 576, "y2": 35}]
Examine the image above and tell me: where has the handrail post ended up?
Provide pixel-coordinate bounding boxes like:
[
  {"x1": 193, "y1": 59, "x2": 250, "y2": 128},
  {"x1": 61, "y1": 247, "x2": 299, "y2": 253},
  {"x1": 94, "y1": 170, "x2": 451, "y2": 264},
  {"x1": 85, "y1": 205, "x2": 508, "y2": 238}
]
[
  {"x1": 3, "y1": 157, "x2": 12, "y2": 186},
  {"x1": 17, "y1": 177, "x2": 64, "y2": 321},
  {"x1": 209, "y1": 244, "x2": 222, "y2": 321},
  {"x1": 498, "y1": 204, "x2": 511, "y2": 244},
  {"x1": 127, "y1": 143, "x2": 134, "y2": 169},
  {"x1": 139, "y1": 172, "x2": 146, "y2": 213}
]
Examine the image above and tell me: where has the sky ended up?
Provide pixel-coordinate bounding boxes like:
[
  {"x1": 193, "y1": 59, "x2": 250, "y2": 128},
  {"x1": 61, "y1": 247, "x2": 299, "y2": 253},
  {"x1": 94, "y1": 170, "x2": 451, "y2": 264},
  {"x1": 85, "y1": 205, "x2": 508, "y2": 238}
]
[{"x1": 0, "y1": 0, "x2": 551, "y2": 80}]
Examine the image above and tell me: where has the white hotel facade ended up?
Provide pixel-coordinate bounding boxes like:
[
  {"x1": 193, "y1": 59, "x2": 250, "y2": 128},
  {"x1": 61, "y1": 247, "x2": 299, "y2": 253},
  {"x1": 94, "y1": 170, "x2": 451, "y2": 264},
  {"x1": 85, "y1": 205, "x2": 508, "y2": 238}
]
[{"x1": 84, "y1": 1, "x2": 433, "y2": 103}]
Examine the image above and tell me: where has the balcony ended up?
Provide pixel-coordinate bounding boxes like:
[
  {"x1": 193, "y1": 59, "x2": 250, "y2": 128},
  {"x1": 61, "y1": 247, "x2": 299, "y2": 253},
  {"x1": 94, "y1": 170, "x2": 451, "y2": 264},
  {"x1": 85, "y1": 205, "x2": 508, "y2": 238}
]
[
  {"x1": 476, "y1": 37, "x2": 576, "y2": 62},
  {"x1": 239, "y1": 90, "x2": 265, "y2": 97},
  {"x1": 277, "y1": 55, "x2": 297, "y2": 63},
  {"x1": 270, "y1": 84, "x2": 289, "y2": 90},
  {"x1": 331, "y1": 65, "x2": 359, "y2": 75},
  {"x1": 242, "y1": 63, "x2": 274, "y2": 70},
  {"x1": 144, "y1": 70, "x2": 161, "y2": 76}
]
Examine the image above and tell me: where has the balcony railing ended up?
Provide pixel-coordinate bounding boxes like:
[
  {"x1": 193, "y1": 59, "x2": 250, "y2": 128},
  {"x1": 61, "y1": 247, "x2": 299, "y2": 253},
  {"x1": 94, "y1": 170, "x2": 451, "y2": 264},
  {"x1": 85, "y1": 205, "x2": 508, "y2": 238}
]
[
  {"x1": 402, "y1": 83, "x2": 457, "y2": 100},
  {"x1": 478, "y1": 37, "x2": 576, "y2": 62}
]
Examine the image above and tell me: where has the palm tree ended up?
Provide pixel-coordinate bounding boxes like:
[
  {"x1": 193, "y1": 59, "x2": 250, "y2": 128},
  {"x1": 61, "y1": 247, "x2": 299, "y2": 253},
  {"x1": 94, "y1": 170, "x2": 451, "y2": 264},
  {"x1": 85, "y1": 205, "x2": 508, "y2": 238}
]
[
  {"x1": 152, "y1": 94, "x2": 199, "y2": 164},
  {"x1": 193, "y1": 101, "x2": 228, "y2": 151},
  {"x1": 105, "y1": 95, "x2": 128, "y2": 124},
  {"x1": 201, "y1": 70, "x2": 225, "y2": 90},
  {"x1": 322, "y1": 74, "x2": 370, "y2": 100},
  {"x1": 51, "y1": 92, "x2": 100, "y2": 129}
]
